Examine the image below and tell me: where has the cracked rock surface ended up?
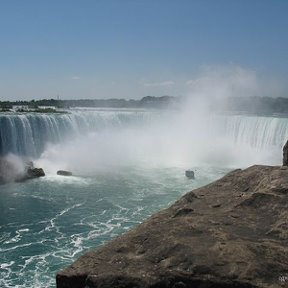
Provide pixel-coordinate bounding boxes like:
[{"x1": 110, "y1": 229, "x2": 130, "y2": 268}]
[{"x1": 57, "y1": 165, "x2": 288, "y2": 288}]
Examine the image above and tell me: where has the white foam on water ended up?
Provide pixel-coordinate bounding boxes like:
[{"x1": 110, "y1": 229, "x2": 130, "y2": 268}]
[
  {"x1": 18, "y1": 229, "x2": 29, "y2": 232},
  {"x1": 1, "y1": 165, "x2": 228, "y2": 288},
  {"x1": 3, "y1": 229, "x2": 30, "y2": 244},
  {"x1": 38, "y1": 173, "x2": 92, "y2": 185},
  {"x1": 2, "y1": 67, "x2": 287, "y2": 288},
  {"x1": 0, "y1": 242, "x2": 39, "y2": 253},
  {"x1": 44, "y1": 202, "x2": 83, "y2": 234},
  {"x1": 1, "y1": 261, "x2": 15, "y2": 270}
]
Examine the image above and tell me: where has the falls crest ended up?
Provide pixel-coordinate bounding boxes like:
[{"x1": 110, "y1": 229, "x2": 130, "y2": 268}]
[
  {"x1": 218, "y1": 115, "x2": 288, "y2": 149},
  {"x1": 0, "y1": 111, "x2": 287, "y2": 166},
  {"x1": 0, "y1": 110, "x2": 152, "y2": 157}
]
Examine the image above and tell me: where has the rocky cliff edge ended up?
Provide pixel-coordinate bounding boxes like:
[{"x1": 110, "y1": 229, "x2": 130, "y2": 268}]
[{"x1": 57, "y1": 165, "x2": 288, "y2": 288}]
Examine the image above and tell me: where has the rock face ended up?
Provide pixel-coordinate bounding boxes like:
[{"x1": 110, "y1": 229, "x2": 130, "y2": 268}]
[
  {"x1": 283, "y1": 140, "x2": 288, "y2": 166},
  {"x1": 57, "y1": 165, "x2": 288, "y2": 288},
  {"x1": 185, "y1": 170, "x2": 195, "y2": 179},
  {"x1": 17, "y1": 167, "x2": 45, "y2": 181},
  {"x1": 57, "y1": 170, "x2": 73, "y2": 176}
]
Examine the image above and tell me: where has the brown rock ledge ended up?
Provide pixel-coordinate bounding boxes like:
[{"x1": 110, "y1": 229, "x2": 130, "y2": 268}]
[{"x1": 56, "y1": 165, "x2": 288, "y2": 288}]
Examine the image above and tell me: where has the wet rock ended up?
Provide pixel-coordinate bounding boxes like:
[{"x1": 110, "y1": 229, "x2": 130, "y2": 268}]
[
  {"x1": 57, "y1": 165, "x2": 288, "y2": 288},
  {"x1": 57, "y1": 170, "x2": 73, "y2": 176},
  {"x1": 27, "y1": 167, "x2": 45, "y2": 178},
  {"x1": 16, "y1": 167, "x2": 45, "y2": 182},
  {"x1": 185, "y1": 170, "x2": 194, "y2": 179},
  {"x1": 283, "y1": 140, "x2": 288, "y2": 166}
]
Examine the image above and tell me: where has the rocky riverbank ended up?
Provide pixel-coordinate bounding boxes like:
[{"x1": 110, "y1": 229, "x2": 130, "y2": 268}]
[{"x1": 57, "y1": 165, "x2": 288, "y2": 288}]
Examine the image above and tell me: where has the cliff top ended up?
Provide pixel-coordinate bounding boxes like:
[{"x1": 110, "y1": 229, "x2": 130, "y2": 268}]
[{"x1": 57, "y1": 165, "x2": 288, "y2": 288}]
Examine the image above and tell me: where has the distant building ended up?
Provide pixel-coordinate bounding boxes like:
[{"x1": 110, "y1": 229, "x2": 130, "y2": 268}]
[
  {"x1": 12, "y1": 105, "x2": 29, "y2": 111},
  {"x1": 38, "y1": 106, "x2": 56, "y2": 110}
]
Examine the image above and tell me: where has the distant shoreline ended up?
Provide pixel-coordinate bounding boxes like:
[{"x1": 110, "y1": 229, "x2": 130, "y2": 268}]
[{"x1": 2, "y1": 95, "x2": 288, "y2": 116}]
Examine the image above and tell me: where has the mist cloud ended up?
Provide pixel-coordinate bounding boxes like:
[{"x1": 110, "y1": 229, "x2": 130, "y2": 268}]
[
  {"x1": 185, "y1": 65, "x2": 261, "y2": 100},
  {"x1": 184, "y1": 64, "x2": 288, "y2": 100},
  {"x1": 34, "y1": 65, "x2": 285, "y2": 176}
]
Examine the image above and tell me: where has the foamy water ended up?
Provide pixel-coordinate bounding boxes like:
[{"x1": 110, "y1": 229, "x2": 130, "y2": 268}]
[
  {"x1": 1, "y1": 106, "x2": 287, "y2": 287},
  {"x1": 0, "y1": 166, "x2": 229, "y2": 287}
]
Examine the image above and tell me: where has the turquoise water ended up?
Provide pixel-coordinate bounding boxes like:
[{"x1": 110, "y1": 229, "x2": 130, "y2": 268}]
[
  {"x1": 0, "y1": 165, "x2": 229, "y2": 287},
  {"x1": 1, "y1": 108, "x2": 287, "y2": 287}
]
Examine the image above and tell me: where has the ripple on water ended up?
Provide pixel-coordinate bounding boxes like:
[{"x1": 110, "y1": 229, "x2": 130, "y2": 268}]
[{"x1": 0, "y1": 166, "x2": 227, "y2": 288}]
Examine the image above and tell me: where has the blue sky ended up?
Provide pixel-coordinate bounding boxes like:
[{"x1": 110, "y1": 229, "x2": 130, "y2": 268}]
[{"x1": 0, "y1": 0, "x2": 288, "y2": 100}]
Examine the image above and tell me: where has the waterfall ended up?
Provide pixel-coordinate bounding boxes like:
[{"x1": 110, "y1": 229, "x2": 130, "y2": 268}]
[
  {"x1": 0, "y1": 110, "x2": 153, "y2": 158},
  {"x1": 217, "y1": 115, "x2": 288, "y2": 149},
  {"x1": 0, "y1": 110, "x2": 288, "y2": 161}
]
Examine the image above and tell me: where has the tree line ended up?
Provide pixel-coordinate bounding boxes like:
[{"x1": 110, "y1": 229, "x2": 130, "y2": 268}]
[
  {"x1": 1, "y1": 95, "x2": 288, "y2": 115},
  {"x1": 0, "y1": 96, "x2": 178, "y2": 110}
]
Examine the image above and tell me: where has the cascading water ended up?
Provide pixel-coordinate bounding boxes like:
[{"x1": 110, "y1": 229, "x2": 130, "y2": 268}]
[
  {"x1": 0, "y1": 109, "x2": 287, "y2": 166},
  {"x1": 1, "y1": 108, "x2": 288, "y2": 288},
  {"x1": 219, "y1": 114, "x2": 288, "y2": 149},
  {"x1": 0, "y1": 109, "x2": 154, "y2": 158}
]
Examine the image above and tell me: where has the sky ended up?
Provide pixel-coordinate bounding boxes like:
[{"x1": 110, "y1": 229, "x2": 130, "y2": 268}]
[{"x1": 0, "y1": 0, "x2": 288, "y2": 100}]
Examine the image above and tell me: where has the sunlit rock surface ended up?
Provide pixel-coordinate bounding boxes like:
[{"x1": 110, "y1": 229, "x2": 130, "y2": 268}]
[{"x1": 57, "y1": 165, "x2": 288, "y2": 288}]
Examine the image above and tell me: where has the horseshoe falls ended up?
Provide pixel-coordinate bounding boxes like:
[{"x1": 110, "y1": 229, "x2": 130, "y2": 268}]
[
  {"x1": 0, "y1": 110, "x2": 286, "y2": 165},
  {"x1": 0, "y1": 110, "x2": 154, "y2": 158},
  {"x1": 0, "y1": 108, "x2": 287, "y2": 288}
]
